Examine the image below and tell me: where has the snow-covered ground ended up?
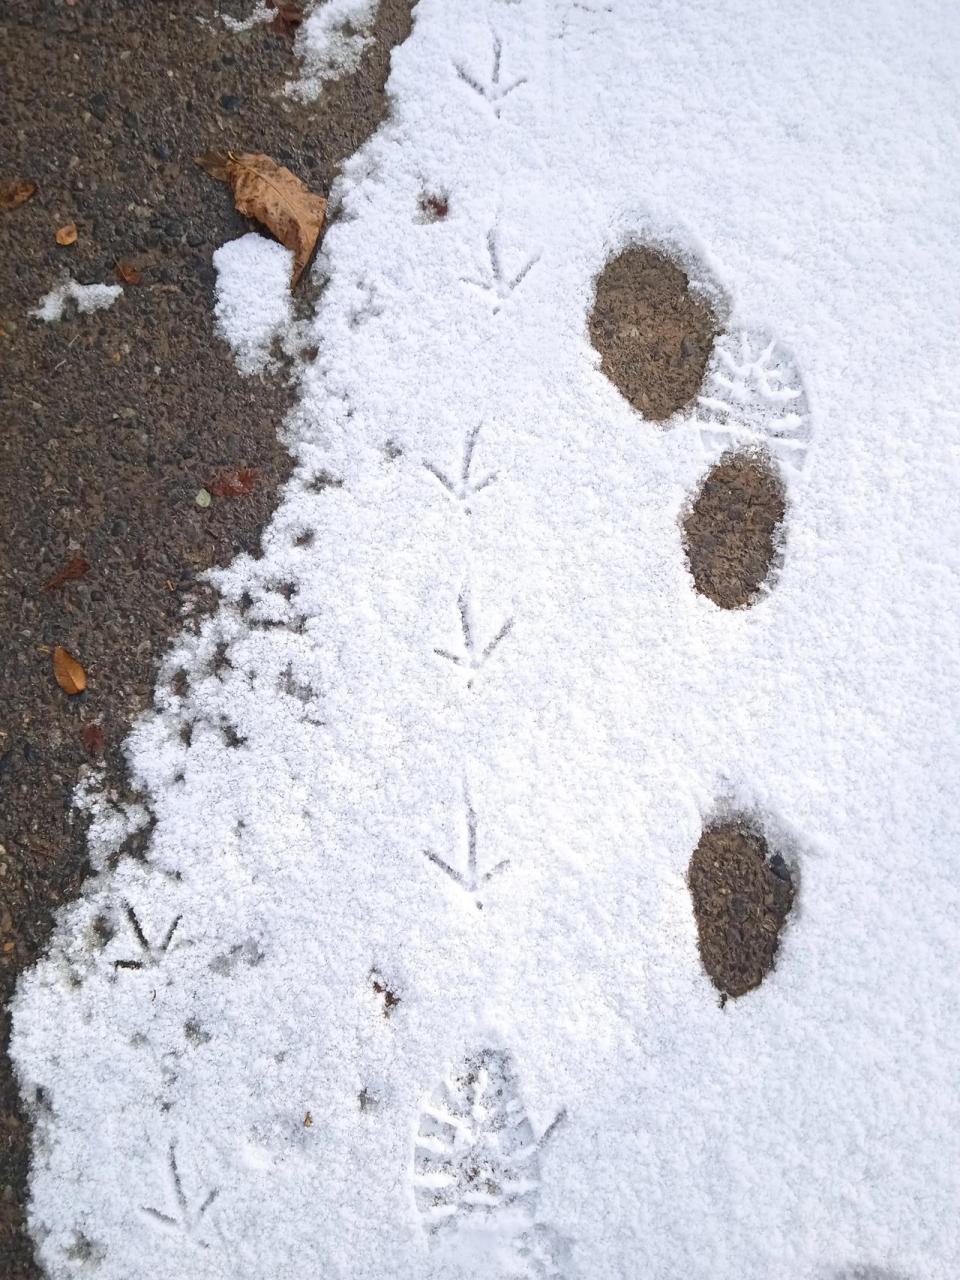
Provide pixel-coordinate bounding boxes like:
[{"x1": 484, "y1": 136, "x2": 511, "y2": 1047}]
[{"x1": 12, "y1": 1, "x2": 960, "y2": 1278}]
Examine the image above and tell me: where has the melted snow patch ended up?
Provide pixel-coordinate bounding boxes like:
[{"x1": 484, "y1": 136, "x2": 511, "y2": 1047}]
[
  {"x1": 217, "y1": 0, "x2": 380, "y2": 99},
  {"x1": 288, "y1": 0, "x2": 380, "y2": 99},
  {"x1": 213, "y1": 232, "x2": 293, "y2": 376},
  {"x1": 74, "y1": 769, "x2": 150, "y2": 872},
  {"x1": 31, "y1": 279, "x2": 122, "y2": 323},
  {"x1": 218, "y1": 0, "x2": 274, "y2": 32}
]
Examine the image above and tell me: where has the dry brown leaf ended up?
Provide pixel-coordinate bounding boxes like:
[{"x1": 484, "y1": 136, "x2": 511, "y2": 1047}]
[
  {"x1": 195, "y1": 151, "x2": 231, "y2": 182},
  {"x1": 1, "y1": 179, "x2": 36, "y2": 211},
  {"x1": 43, "y1": 555, "x2": 90, "y2": 591},
  {"x1": 268, "y1": 1, "x2": 305, "y2": 36},
  {"x1": 80, "y1": 723, "x2": 106, "y2": 755},
  {"x1": 56, "y1": 222, "x2": 78, "y2": 246},
  {"x1": 195, "y1": 151, "x2": 326, "y2": 285},
  {"x1": 115, "y1": 260, "x2": 142, "y2": 285},
  {"x1": 52, "y1": 645, "x2": 86, "y2": 695},
  {"x1": 209, "y1": 467, "x2": 257, "y2": 498}
]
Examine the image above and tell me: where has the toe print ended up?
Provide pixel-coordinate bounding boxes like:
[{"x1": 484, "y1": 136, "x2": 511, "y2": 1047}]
[
  {"x1": 589, "y1": 244, "x2": 720, "y2": 422},
  {"x1": 687, "y1": 818, "x2": 796, "y2": 1001},
  {"x1": 682, "y1": 450, "x2": 786, "y2": 609},
  {"x1": 413, "y1": 1047, "x2": 566, "y2": 1256},
  {"x1": 698, "y1": 329, "x2": 811, "y2": 472}
]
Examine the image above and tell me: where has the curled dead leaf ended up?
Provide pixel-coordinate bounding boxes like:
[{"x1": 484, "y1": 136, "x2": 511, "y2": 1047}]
[
  {"x1": 43, "y1": 555, "x2": 90, "y2": 591},
  {"x1": 195, "y1": 151, "x2": 326, "y2": 286},
  {"x1": 115, "y1": 260, "x2": 142, "y2": 285},
  {"x1": 55, "y1": 222, "x2": 78, "y2": 246},
  {"x1": 52, "y1": 645, "x2": 86, "y2": 695},
  {"x1": 209, "y1": 467, "x2": 257, "y2": 498},
  {"x1": 1, "y1": 179, "x2": 37, "y2": 211}
]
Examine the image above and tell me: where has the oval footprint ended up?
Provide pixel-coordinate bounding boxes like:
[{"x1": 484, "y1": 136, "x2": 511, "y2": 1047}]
[
  {"x1": 688, "y1": 817, "x2": 796, "y2": 1002},
  {"x1": 684, "y1": 330, "x2": 811, "y2": 609},
  {"x1": 589, "y1": 244, "x2": 720, "y2": 422}
]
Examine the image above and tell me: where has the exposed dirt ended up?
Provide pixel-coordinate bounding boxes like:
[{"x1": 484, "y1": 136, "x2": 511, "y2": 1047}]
[
  {"x1": 589, "y1": 244, "x2": 719, "y2": 422},
  {"x1": 687, "y1": 819, "x2": 796, "y2": 1001},
  {"x1": 0, "y1": 1, "x2": 414, "y2": 1274},
  {"x1": 682, "y1": 451, "x2": 786, "y2": 609}
]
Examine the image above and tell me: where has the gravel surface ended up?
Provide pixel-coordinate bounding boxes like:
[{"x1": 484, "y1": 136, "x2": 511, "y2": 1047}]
[{"x1": 0, "y1": 2, "x2": 413, "y2": 1274}]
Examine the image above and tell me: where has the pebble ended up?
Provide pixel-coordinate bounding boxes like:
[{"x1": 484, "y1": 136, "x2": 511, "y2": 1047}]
[
  {"x1": 219, "y1": 94, "x2": 240, "y2": 112},
  {"x1": 195, "y1": 489, "x2": 212, "y2": 509}
]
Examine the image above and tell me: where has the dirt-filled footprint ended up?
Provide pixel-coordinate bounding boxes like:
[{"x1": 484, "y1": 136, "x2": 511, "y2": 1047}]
[{"x1": 688, "y1": 818, "x2": 796, "y2": 1001}]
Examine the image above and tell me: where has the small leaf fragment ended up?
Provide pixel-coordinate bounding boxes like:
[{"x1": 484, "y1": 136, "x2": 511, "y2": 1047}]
[
  {"x1": 55, "y1": 222, "x2": 78, "y2": 246},
  {"x1": 52, "y1": 645, "x2": 86, "y2": 695},
  {"x1": 195, "y1": 151, "x2": 326, "y2": 285},
  {"x1": 80, "y1": 723, "x2": 106, "y2": 755},
  {"x1": 115, "y1": 260, "x2": 141, "y2": 285},
  {"x1": 43, "y1": 555, "x2": 90, "y2": 591},
  {"x1": 195, "y1": 151, "x2": 231, "y2": 182},
  {"x1": 268, "y1": 1, "x2": 305, "y2": 36},
  {"x1": 0, "y1": 179, "x2": 37, "y2": 211},
  {"x1": 209, "y1": 467, "x2": 257, "y2": 498}
]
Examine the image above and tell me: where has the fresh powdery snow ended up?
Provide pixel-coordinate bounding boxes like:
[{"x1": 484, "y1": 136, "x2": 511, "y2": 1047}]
[
  {"x1": 11, "y1": 2, "x2": 960, "y2": 1279},
  {"x1": 212, "y1": 233, "x2": 294, "y2": 376},
  {"x1": 30, "y1": 278, "x2": 122, "y2": 323}
]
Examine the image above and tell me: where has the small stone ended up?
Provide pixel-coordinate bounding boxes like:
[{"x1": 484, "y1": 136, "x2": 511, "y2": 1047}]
[
  {"x1": 186, "y1": 231, "x2": 204, "y2": 248},
  {"x1": 219, "y1": 94, "x2": 240, "y2": 112},
  {"x1": 153, "y1": 143, "x2": 172, "y2": 162},
  {"x1": 195, "y1": 489, "x2": 212, "y2": 509},
  {"x1": 119, "y1": 407, "x2": 136, "y2": 421}
]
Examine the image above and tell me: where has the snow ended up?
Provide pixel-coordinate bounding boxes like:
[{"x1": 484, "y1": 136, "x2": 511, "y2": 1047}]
[
  {"x1": 212, "y1": 233, "x2": 294, "y2": 375},
  {"x1": 11, "y1": 1, "x2": 960, "y2": 1279},
  {"x1": 218, "y1": 0, "x2": 381, "y2": 99},
  {"x1": 287, "y1": 0, "x2": 381, "y2": 100},
  {"x1": 30, "y1": 278, "x2": 122, "y2": 322}
]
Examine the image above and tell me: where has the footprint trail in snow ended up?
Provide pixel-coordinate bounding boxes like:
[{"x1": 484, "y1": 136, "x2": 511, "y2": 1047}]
[{"x1": 12, "y1": 1, "x2": 960, "y2": 1279}]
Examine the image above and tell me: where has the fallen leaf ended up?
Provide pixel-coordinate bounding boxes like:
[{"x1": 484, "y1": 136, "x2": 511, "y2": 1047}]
[
  {"x1": 420, "y1": 193, "x2": 449, "y2": 221},
  {"x1": 194, "y1": 151, "x2": 230, "y2": 181},
  {"x1": 115, "y1": 260, "x2": 141, "y2": 285},
  {"x1": 209, "y1": 467, "x2": 257, "y2": 498},
  {"x1": 195, "y1": 151, "x2": 325, "y2": 285},
  {"x1": 0, "y1": 179, "x2": 36, "y2": 211},
  {"x1": 55, "y1": 222, "x2": 78, "y2": 246},
  {"x1": 80, "y1": 724, "x2": 106, "y2": 755},
  {"x1": 43, "y1": 555, "x2": 90, "y2": 591},
  {"x1": 52, "y1": 645, "x2": 86, "y2": 695}
]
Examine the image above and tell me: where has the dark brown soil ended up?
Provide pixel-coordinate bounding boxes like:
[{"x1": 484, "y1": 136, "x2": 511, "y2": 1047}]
[
  {"x1": 589, "y1": 245, "x2": 719, "y2": 422},
  {"x1": 682, "y1": 451, "x2": 786, "y2": 609},
  {"x1": 688, "y1": 820, "x2": 796, "y2": 1001},
  {"x1": 0, "y1": 2, "x2": 414, "y2": 1274}
]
